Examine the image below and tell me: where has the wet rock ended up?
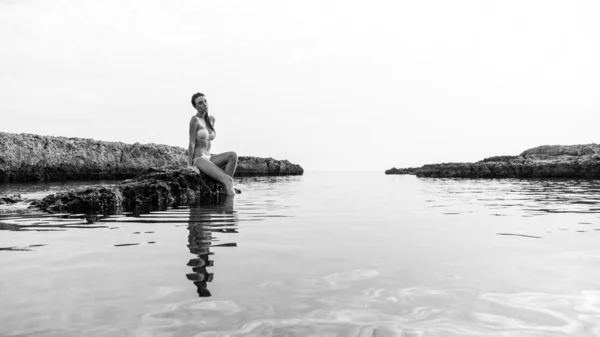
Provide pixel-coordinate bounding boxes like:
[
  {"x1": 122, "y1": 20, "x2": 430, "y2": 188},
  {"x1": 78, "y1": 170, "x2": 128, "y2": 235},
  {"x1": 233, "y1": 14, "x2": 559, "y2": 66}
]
[
  {"x1": 0, "y1": 194, "x2": 23, "y2": 205},
  {"x1": 0, "y1": 132, "x2": 303, "y2": 182},
  {"x1": 386, "y1": 144, "x2": 600, "y2": 179},
  {"x1": 31, "y1": 186, "x2": 124, "y2": 214},
  {"x1": 31, "y1": 166, "x2": 233, "y2": 214},
  {"x1": 120, "y1": 165, "x2": 225, "y2": 207}
]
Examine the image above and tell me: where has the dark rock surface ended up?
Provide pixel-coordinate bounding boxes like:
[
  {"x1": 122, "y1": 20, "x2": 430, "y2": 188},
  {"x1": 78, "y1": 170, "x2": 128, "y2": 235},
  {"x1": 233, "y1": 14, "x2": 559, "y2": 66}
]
[
  {"x1": 384, "y1": 167, "x2": 421, "y2": 175},
  {"x1": 237, "y1": 156, "x2": 304, "y2": 176},
  {"x1": 31, "y1": 166, "x2": 230, "y2": 214},
  {"x1": 520, "y1": 144, "x2": 600, "y2": 159},
  {"x1": 0, "y1": 132, "x2": 303, "y2": 182},
  {"x1": 479, "y1": 156, "x2": 522, "y2": 163},
  {"x1": 386, "y1": 144, "x2": 600, "y2": 179},
  {"x1": 0, "y1": 194, "x2": 22, "y2": 205}
]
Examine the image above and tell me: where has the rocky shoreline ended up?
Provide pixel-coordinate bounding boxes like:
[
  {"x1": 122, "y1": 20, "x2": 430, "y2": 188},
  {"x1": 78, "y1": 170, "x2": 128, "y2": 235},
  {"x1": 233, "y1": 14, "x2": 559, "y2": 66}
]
[
  {"x1": 0, "y1": 194, "x2": 22, "y2": 205},
  {"x1": 31, "y1": 166, "x2": 232, "y2": 216},
  {"x1": 386, "y1": 144, "x2": 600, "y2": 179},
  {"x1": 0, "y1": 132, "x2": 303, "y2": 182}
]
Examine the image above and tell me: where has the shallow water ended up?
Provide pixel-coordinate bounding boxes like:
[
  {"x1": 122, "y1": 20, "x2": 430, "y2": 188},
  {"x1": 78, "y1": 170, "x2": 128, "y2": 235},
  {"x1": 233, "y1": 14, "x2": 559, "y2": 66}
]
[{"x1": 1, "y1": 172, "x2": 600, "y2": 336}]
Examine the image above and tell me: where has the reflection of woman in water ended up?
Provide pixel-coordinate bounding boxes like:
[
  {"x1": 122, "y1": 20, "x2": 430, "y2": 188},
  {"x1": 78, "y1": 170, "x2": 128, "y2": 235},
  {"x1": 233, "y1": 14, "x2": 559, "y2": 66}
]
[
  {"x1": 187, "y1": 223, "x2": 214, "y2": 297},
  {"x1": 186, "y1": 196, "x2": 237, "y2": 297},
  {"x1": 188, "y1": 92, "x2": 238, "y2": 195}
]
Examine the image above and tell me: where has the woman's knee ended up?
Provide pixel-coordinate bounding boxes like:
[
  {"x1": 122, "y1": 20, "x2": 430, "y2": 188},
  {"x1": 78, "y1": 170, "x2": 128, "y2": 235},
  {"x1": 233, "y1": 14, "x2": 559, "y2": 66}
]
[
  {"x1": 229, "y1": 151, "x2": 238, "y2": 162},
  {"x1": 222, "y1": 175, "x2": 234, "y2": 185}
]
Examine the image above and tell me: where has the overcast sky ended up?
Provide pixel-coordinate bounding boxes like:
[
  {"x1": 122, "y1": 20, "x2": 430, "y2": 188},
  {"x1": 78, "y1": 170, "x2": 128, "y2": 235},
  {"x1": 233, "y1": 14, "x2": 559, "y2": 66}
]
[{"x1": 1, "y1": 0, "x2": 599, "y2": 171}]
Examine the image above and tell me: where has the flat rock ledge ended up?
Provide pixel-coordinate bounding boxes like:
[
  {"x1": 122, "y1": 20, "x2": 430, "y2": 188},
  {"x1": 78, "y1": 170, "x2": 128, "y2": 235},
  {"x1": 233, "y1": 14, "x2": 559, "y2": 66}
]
[
  {"x1": 31, "y1": 166, "x2": 235, "y2": 216},
  {"x1": 236, "y1": 156, "x2": 303, "y2": 176},
  {"x1": 384, "y1": 167, "x2": 421, "y2": 175},
  {"x1": 0, "y1": 132, "x2": 303, "y2": 182},
  {"x1": 386, "y1": 144, "x2": 600, "y2": 179}
]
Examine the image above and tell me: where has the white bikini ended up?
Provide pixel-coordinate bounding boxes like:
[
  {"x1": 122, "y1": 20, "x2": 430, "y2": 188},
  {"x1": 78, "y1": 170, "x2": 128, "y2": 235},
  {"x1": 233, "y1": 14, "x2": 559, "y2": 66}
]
[
  {"x1": 192, "y1": 117, "x2": 214, "y2": 166},
  {"x1": 192, "y1": 154, "x2": 211, "y2": 165}
]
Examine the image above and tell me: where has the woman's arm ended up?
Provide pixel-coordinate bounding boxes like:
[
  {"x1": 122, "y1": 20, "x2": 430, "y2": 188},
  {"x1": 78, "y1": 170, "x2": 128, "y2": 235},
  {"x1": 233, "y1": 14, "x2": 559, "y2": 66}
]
[
  {"x1": 188, "y1": 117, "x2": 199, "y2": 165},
  {"x1": 209, "y1": 116, "x2": 216, "y2": 140}
]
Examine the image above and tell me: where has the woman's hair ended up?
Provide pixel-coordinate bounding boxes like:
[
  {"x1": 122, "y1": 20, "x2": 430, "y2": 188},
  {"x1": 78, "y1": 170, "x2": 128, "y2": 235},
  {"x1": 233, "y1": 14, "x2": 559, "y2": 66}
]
[
  {"x1": 204, "y1": 113, "x2": 215, "y2": 133},
  {"x1": 191, "y1": 92, "x2": 215, "y2": 132},
  {"x1": 191, "y1": 92, "x2": 205, "y2": 108}
]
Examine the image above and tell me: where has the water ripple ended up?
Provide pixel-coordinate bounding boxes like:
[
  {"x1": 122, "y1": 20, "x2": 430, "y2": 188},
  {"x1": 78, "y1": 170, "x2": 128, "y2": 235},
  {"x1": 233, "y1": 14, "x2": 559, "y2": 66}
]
[
  {"x1": 421, "y1": 178, "x2": 600, "y2": 217},
  {"x1": 181, "y1": 286, "x2": 600, "y2": 336}
]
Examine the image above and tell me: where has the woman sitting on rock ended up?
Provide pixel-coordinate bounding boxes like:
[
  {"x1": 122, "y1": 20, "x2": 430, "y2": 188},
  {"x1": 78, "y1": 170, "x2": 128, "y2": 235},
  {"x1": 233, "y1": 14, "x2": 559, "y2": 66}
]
[{"x1": 188, "y1": 92, "x2": 238, "y2": 195}]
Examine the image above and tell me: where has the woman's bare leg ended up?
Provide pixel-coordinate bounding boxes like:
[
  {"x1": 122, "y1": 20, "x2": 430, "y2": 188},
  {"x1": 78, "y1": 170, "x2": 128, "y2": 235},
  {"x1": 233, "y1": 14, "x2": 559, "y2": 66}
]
[
  {"x1": 210, "y1": 151, "x2": 238, "y2": 177},
  {"x1": 193, "y1": 158, "x2": 236, "y2": 195}
]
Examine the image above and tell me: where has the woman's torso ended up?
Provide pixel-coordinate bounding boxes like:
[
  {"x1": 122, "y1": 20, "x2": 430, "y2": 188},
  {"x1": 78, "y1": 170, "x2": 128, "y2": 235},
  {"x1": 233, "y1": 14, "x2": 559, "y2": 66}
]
[{"x1": 193, "y1": 117, "x2": 214, "y2": 158}]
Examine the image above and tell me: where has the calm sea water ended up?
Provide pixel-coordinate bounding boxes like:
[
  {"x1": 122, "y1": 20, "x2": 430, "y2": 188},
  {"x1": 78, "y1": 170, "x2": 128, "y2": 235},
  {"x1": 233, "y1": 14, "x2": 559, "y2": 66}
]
[{"x1": 1, "y1": 172, "x2": 600, "y2": 336}]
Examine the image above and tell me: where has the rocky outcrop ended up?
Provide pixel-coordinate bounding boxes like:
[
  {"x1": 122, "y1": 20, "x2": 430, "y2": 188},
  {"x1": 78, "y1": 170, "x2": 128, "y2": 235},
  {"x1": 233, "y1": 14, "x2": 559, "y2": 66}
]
[
  {"x1": 386, "y1": 144, "x2": 600, "y2": 179},
  {"x1": 31, "y1": 166, "x2": 231, "y2": 215},
  {"x1": 417, "y1": 158, "x2": 600, "y2": 178},
  {"x1": 0, "y1": 132, "x2": 303, "y2": 182},
  {"x1": 384, "y1": 167, "x2": 421, "y2": 175},
  {"x1": 237, "y1": 156, "x2": 303, "y2": 176},
  {"x1": 0, "y1": 194, "x2": 22, "y2": 205},
  {"x1": 520, "y1": 144, "x2": 600, "y2": 159}
]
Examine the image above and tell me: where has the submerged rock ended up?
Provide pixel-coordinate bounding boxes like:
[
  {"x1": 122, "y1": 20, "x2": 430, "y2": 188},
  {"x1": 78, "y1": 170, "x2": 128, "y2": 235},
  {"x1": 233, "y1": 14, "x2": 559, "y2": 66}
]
[
  {"x1": 386, "y1": 144, "x2": 600, "y2": 179},
  {"x1": 0, "y1": 132, "x2": 303, "y2": 182},
  {"x1": 31, "y1": 166, "x2": 233, "y2": 214}
]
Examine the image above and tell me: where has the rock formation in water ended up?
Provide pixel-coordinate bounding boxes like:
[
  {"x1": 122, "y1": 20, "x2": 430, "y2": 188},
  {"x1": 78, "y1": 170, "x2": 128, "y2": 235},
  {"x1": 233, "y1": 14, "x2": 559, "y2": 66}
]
[
  {"x1": 0, "y1": 194, "x2": 22, "y2": 205},
  {"x1": 384, "y1": 167, "x2": 421, "y2": 175},
  {"x1": 31, "y1": 166, "x2": 233, "y2": 215},
  {"x1": 236, "y1": 156, "x2": 303, "y2": 176},
  {"x1": 0, "y1": 132, "x2": 303, "y2": 182},
  {"x1": 386, "y1": 144, "x2": 600, "y2": 179}
]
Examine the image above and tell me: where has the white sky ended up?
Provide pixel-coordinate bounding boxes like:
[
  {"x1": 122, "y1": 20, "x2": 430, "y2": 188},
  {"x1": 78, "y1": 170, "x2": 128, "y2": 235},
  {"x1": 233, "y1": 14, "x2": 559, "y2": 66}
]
[{"x1": 1, "y1": 0, "x2": 599, "y2": 171}]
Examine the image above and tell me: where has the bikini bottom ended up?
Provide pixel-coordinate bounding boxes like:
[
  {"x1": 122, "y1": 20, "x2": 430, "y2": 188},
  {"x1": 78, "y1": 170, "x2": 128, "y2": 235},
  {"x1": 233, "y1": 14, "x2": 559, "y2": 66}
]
[{"x1": 192, "y1": 154, "x2": 212, "y2": 165}]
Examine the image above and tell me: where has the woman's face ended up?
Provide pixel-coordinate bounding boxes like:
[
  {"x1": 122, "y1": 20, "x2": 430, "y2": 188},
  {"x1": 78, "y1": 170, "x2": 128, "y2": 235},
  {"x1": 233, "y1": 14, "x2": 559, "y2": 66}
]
[{"x1": 194, "y1": 96, "x2": 208, "y2": 113}]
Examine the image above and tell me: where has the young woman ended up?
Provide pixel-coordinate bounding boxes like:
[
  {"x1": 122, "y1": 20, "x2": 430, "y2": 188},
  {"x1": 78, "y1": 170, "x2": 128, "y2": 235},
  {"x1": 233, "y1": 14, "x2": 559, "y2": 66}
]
[{"x1": 188, "y1": 92, "x2": 238, "y2": 195}]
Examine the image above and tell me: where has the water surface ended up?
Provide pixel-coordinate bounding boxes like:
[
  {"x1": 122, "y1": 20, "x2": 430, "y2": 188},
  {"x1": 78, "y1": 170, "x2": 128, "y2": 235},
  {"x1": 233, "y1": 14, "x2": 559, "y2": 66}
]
[{"x1": 1, "y1": 172, "x2": 600, "y2": 336}]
